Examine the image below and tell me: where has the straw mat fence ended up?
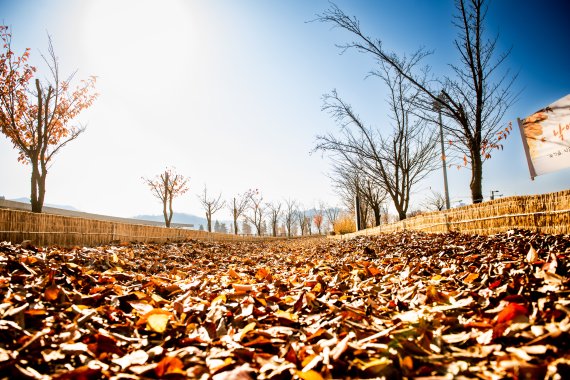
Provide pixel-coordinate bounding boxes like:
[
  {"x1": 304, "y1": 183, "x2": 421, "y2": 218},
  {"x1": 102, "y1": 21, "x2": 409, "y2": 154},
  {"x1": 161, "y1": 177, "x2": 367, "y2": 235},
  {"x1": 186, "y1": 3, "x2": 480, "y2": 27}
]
[
  {"x1": 0, "y1": 208, "x2": 289, "y2": 246},
  {"x1": 334, "y1": 189, "x2": 570, "y2": 239}
]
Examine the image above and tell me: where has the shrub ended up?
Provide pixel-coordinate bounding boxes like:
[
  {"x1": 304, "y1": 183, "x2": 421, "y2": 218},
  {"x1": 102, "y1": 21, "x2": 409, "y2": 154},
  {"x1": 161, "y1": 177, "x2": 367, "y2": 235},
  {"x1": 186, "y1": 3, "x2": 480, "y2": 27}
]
[{"x1": 333, "y1": 214, "x2": 356, "y2": 235}]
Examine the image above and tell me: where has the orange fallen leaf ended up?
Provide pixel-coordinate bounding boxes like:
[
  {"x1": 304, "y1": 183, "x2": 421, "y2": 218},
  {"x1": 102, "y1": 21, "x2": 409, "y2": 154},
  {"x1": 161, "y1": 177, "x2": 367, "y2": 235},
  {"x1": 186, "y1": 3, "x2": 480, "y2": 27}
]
[
  {"x1": 296, "y1": 370, "x2": 324, "y2": 380},
  {"x1": 155, "y1": 356, "x2": 185, "y2": 377},
  {"x1": 44, "y1": 284, "x2": 60, "y2": 302},
  {"x1": 255, "y1": 267, "x2": 271, "y2": 281},
  {"x1": 496, "y1": 302, "x2": 528, "y2": 324},
  {"x1": 464, "y1": 273, "x2": 479, "y2": 284},
  {"x1": 229, "y1": 268, "x2": 240, "y2": 279}
]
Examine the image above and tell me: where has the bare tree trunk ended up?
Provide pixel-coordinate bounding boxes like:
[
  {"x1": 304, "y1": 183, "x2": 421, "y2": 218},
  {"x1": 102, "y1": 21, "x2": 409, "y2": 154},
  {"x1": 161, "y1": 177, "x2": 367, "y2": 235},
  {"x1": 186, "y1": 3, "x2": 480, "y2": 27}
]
[
  {"x1": 233, "y1": 209, "x2": 239, "y2": 234},
  {"x1": 168, "y1": 193, "x2": 174, "y2": 227},
  {"x1": 163, "y1": 197, "x2": 169, "y2": 228},
  {"x1": 372, "y1": 205, "x2": 381, "y2": 226},
  {"x1": 470, "y1": 150, "x2": 483, "y2": 203},
  {"x1": 30, "y1": 162, "x2": 42, "y2": 213}
]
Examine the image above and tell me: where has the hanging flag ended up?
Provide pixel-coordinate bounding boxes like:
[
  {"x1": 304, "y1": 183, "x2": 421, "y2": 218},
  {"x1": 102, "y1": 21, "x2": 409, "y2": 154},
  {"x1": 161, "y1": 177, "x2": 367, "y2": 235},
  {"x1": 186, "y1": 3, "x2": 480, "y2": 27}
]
[{"x1": 517, "y1": 94, "x2": 570, "y2": 179}]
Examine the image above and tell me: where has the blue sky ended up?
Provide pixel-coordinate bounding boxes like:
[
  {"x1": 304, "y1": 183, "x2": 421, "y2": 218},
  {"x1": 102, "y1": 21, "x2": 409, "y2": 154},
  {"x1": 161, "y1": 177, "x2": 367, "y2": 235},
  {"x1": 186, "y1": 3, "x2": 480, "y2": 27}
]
[{"x1": 0, "y1": 0, "x2": 569, "y2": 218}]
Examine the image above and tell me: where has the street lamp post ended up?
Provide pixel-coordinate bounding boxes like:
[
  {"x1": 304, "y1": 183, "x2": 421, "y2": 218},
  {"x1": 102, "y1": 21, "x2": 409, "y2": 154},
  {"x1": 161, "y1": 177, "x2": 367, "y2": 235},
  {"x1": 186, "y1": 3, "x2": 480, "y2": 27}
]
[
  {"x1": 490, "y1": 190, "x2": 501, "y2": 200},
  {"x1": 433, "y1": 95, "x2": 451, "y2": 210}
]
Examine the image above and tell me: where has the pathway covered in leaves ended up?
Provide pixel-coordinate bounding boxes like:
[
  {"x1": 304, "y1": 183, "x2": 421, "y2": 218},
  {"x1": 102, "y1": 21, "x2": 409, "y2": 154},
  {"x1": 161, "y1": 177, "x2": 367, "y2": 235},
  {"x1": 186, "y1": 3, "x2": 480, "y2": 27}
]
[{"x1": 1, "y1": 230, "x2": 570, "y2": 379}]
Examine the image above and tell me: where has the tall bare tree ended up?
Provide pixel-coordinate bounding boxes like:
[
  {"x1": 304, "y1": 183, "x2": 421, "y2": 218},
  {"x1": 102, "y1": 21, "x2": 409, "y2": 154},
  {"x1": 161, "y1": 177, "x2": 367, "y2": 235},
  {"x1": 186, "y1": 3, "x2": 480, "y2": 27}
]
[
  {"x1": 267, "y1": 201, "x2": 282, "y2": 237},
  {"x1": 244, "y1": 190, "x2": 265, "y2": 236},
  {"x1": 316, "y1": 86, "x2": 438, "y2": 220},
  {"x1": 227, "y1": 190, "x2": 253, "y2": 235},
  {"x1": 317, "y1": 0, "x2": 516, "y2": 203},
  {"x1": 198, "y1": 185, "x2": 225, "y2": 233},
  {"x1": 283, "y1": 198, "x2": 298, "y2": 237},
  {"x1": 143, "y1": 168, "x2": 189, "y2": 228}
]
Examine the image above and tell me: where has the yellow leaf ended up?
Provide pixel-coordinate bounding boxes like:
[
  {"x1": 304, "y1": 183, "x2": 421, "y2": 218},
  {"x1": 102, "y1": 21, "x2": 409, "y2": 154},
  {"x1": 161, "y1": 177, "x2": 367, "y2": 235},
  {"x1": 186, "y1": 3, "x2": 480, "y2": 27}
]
[
  {"x1": 233, "y1": 322, "x2": 256, "y2": 342},
  {"x1": 296, "y1": 370, "x2": 323, "y2": 380},
  {"x1": 301, "y1": 354, "x2": 318, "y2": 368},
  {"x1": 275, "y1": 309, "x2": 298, "y2": 322},
  {"x1": 464, "y1": 273, "x2": 479, "y2": 284},
  {"x1": 147, "y1": 313, "x2": 170, "y2": 333},
  {"x1": 354, "y1": 357, "x2": 392, "y2": 374},
  {"x1": 311, "y1": 282, "x2": 322, "y2": 293},
  {"x1": 212, "y1": 293, "x2": 226, "y2": 306}
]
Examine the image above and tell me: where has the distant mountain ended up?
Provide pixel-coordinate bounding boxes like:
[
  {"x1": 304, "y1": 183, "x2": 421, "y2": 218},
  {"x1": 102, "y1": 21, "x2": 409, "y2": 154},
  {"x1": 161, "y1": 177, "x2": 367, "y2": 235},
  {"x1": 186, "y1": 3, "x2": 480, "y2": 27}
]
[
  {"x1": 9, "y1": 197, "x2": 80, "y2": 211},
  {"x1": 133, "y1": 212, "x2": 211, "y2": 228}
]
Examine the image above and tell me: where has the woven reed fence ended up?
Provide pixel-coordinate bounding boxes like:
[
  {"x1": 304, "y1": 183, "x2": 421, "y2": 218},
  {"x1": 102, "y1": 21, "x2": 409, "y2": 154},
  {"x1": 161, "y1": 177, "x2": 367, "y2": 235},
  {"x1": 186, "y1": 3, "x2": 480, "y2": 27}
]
[
  {"x1": 0, "y1": 208, "x2": 290, "y2": 246},
  {"x1": 334, "y1": 189, "x2": 570, "y2": 239}
]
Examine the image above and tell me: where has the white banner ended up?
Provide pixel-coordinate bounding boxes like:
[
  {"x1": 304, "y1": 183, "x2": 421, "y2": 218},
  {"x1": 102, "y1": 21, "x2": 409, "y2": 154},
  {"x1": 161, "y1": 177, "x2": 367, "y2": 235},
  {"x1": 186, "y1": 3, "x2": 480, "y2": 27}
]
[{"x1": 518, "y1": 94, "x2": 570, "y2": 179}]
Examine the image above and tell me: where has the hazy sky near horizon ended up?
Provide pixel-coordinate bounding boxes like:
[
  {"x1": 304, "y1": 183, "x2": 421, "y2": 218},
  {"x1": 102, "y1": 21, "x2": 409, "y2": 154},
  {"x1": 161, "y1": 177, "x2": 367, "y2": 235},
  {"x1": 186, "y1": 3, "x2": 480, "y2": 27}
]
[{"x1": 1, "y1": 0, "x2": 569, "y2": 220}]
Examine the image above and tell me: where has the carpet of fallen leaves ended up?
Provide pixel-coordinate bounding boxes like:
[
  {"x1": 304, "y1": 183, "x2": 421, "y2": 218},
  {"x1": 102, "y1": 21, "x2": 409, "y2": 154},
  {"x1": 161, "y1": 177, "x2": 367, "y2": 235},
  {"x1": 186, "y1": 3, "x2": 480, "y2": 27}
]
[{"x1": 2, "y1": 230, "x2": 570, "y2": 379}]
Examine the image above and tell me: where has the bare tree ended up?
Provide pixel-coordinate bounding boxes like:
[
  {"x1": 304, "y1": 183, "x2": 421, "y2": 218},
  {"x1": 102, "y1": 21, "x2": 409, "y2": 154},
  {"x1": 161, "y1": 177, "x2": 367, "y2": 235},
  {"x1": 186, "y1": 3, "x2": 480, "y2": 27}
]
[
  {"x1": 143, "y1": 168, "x2": 189, "y2": 228},
  {"x1": 423, "y1": 190, "x2": 446, "y2": 211},
  {"x1": 198, "y1": 185, "x2": 225, "y2": 233},
  {"x1": 283, "y1": 198, "x2": 298, "y2": 237},
  {"x1": 316, "y1": 0, "x2": 517, "y2": 203},
  {"x1": 267, "y1": 201, "x2": 282, "y2": 237},
  {"x1": 295, "y1": 208, "x2": 307, "y2": 236},
  {"x1": 316, "y1": 86, "x2": 438, "y2": 220},
  {"x1": 324, "y1": 205, "x2": 340, "y2": 233},
  {"x1": 244, "y1": 190, "x2": 265, "y2": 236},
  {"x1": 227, "y1": 190, "x2": 253, "y2": 234},
  {"x1": 329, "y1": 159, "x2": 387, "y2": 227},
  {"x1": 241, "y1": 220, "x2": 252, "y2": 235}
]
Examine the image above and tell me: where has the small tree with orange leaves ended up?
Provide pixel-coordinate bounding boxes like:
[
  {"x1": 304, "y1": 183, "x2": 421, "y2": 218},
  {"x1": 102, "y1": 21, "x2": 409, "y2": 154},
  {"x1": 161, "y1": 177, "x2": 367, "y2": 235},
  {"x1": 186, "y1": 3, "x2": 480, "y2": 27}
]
[
  {"x1": 143, "y1": 168, "x2": 189, "y2": 228},
  {"x1": 0, "y1": 26, "x2": 97, "y2": 212}
]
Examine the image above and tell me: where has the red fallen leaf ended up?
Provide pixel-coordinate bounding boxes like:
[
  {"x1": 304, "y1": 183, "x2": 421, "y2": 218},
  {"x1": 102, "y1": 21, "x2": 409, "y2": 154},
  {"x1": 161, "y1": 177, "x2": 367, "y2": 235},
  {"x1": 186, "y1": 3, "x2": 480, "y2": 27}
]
[
  {"x1": 284, "y1": 345, "x2": 298, "y2": 365},
  {"x1": 496, "y1": 302, "x2": 528, "y2": 324},
  {"x1": 155, "y1": 356, "x2": 185, "y2": 377},
  {"x1": 489, "y1": 280, "x2": 502, "y2": 289},
  {"x1": 87, "y1": 333, "x2": 124, "y2": 357},
  {"x1": 293, "y1": 290, "x2": 305, "y2": 312}
]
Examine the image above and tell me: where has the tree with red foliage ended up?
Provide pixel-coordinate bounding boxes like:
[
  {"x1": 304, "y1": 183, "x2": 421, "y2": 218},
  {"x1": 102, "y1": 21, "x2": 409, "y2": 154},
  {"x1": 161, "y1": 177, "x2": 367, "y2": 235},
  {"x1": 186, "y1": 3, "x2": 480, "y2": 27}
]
[{"x1": 0, "y1": 26, "x2": 97, "y2": 212}]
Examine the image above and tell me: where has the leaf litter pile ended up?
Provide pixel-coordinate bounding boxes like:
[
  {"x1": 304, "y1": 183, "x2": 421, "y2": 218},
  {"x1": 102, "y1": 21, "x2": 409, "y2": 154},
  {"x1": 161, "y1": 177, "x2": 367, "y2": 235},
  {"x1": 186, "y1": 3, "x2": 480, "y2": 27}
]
[{"x1": 2, "y1": 230, "x2": 570, "y2": 379}]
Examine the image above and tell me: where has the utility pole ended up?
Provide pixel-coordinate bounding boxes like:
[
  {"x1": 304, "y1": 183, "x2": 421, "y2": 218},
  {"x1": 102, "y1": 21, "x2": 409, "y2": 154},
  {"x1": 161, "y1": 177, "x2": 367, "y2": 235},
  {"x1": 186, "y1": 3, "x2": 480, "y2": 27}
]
[{"x1": 433, "y1": 94, "x2": 451, "y2": 210}]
